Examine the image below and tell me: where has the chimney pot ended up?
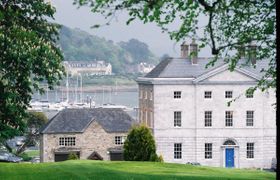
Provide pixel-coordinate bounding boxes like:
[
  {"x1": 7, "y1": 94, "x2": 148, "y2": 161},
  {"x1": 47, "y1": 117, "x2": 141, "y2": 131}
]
[
  {"x1": 248, "y1": 43, "x2": 257, "y2": 65},
  {"x1": 237, "y1": 45, "x2": 245, "y2": 58},
  {"x1": 189, "y1": 39, "x2": 198, "y2": 64},
  {"x1": 180, "y1": 41, "x2": 189, "y2": 58}
]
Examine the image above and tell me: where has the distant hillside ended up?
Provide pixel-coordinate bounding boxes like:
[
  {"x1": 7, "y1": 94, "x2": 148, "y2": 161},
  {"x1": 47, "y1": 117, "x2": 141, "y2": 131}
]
[{"x1": 58, "y1": 26, "x2": 158, "y2": 74}]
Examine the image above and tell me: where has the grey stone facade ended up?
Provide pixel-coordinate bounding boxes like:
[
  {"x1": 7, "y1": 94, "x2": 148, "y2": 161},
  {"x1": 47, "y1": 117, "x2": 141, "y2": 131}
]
[
  {"x1": 40, "y1": 108, "x2": 135, "y2": 162},
  {"x1": 40, "y1": 121, "x2": 127, "y2": 162}
]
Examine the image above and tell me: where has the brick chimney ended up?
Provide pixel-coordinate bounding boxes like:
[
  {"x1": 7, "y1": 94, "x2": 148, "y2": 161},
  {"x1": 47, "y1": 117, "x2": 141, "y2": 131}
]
[
  {"x1": 180, "y1": 41, "x2": 189, "y2": 58},
  {"x1": 237, "y1": 45, "x2": 245, "y2": 58},
  {"x1": 189, "y1": 39, "x2": 198, "y2": 64},
  {"x1": 248, "y1": 43, "x2": 257, "y2": 65}
]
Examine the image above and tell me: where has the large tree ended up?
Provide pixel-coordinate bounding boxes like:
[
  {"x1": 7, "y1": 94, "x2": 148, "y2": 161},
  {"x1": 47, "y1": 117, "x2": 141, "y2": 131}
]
[
  {"x1": 75, "y1": 0, "x2": 276, "y2": 92},
  {"x1": 0, "y1": 1, "x2": 64, "y2": 141}
]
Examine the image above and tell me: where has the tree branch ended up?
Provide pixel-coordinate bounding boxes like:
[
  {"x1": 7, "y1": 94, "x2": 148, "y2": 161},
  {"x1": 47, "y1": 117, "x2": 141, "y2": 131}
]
[
  {"x1": 197, "y1": 0, "x2": 212, "y2": 10},
  {"x1": 197, "y1": 0, "x2": 222, "y2": 55}
]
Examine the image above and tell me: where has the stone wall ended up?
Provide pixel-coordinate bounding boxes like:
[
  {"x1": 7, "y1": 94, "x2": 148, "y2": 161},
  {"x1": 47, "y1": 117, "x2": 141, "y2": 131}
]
[{"x1": 138, "y1": 84, "x2": 154, "y2": 128}]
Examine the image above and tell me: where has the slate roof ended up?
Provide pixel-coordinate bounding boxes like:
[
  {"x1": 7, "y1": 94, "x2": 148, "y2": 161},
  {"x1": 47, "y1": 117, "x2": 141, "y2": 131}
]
[
  {"x1": 40, "y1": 108, "x2": 135, "y2": 134},
  {"x1": 145, "y1": 57, "x2": 269, "y2": 78}
]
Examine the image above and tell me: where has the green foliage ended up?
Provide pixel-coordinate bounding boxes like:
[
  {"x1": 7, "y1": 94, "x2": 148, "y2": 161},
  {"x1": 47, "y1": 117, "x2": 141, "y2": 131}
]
[
  {"x1": 118, "y1": 39, "x2": 158, "y2": 65},
  {"x1": 59, "y1": 26, "x2": 158, "y2": 74},
  {"x1": 82, "y1": 75, "x2": 136, "y2": 86},
  {"x1": 75, "y1": 0, "x2": 276, "y2": 92},
  {"x1": 0, "y1": 0, "x2": 65, "y2": 141},
  {"x1": 18, "y1": 152, "x2": 32, "y2": 161},
  {"x1": 16, "y1": 111, "x2": 48, "y2": 154},
  {"x1": 68, "y1": 152, "x2": 79, "y2": 160},
  {"x1": 26, "y1": 111, "x2": 48, "y2": 130},
  {"x1": 157, "y1": 154, "x2": 164, "y2": 162},
  {"x1": 124, "y1": 125, "x2": 157, "y2": 161}
]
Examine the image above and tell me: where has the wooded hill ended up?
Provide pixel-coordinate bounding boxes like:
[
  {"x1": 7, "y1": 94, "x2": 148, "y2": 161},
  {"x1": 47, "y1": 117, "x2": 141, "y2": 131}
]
[{"x1": 58, "y1": 26, "x2": 158, "y2": 74}]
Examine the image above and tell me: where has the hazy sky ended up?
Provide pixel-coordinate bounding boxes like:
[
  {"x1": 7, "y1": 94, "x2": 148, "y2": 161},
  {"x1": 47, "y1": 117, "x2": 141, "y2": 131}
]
[{"x1": 51, "y1": 0, "x2": 211, "y2": 57}]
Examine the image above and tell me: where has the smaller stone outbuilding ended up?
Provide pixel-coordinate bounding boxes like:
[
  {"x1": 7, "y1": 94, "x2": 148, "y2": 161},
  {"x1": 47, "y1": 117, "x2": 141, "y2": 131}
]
[{"x1": 40, "y1": 108, "x2": 135, "y2": 162}]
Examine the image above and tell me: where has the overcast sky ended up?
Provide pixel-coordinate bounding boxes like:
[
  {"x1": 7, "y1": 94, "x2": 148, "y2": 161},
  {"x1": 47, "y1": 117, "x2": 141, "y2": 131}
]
[{"x1": 51, "y1": 0, "x2": 211, "y2": 57}]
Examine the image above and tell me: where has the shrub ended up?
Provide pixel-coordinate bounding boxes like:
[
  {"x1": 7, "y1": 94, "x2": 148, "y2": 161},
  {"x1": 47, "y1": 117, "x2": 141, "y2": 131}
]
[
  {"x1": 124, "y1": 124, "x2": 158, "y2": 161},
  {"x1": 18, "y1": 152, "x2": 32, "y2": 161},
  {"x1": 67, "y1": 152, "x2": 78, "y2": 160},
  {"x1": 157, "y1": 155, "x2": 164, "y2": 162}
]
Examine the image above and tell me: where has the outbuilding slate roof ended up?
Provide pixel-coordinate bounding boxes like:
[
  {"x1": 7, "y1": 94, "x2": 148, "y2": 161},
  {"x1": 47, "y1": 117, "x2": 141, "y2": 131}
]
[
  {"x1": 145, "y1": 58, "x2": 269, "y2": 79},
  {"x1": 40, "y1": 108, "x2": 135, "y2": 134}
]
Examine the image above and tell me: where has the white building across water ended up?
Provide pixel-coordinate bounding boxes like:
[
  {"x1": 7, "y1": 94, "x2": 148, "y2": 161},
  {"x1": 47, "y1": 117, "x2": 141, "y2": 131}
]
[
  {"x1": 64, "y1": 60, "x2": 112, "y2": 76},
  {"x1": 136, "y1": 41, "x2": 276, "y2": 169}
]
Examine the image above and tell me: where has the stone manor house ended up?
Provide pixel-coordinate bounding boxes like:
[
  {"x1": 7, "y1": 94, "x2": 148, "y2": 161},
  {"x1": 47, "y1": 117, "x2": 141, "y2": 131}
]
[
  {"x1": 40, "y1": 108, "x2": 135, "y2": 162},
  {"x1": 136, "y1": 41, "x2": 276, "y2": 168}
]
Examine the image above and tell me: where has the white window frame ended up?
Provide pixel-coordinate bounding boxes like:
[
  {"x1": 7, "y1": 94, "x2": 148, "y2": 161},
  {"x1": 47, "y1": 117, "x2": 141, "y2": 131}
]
[
  {"x1": 59, "y1": 137, "x2": 76, "y2": 146},
  {"x1": 246, "y1": 111, "x2": 254, "y2": 126},
  {"x1": 205, "y1": 143, "x2": 212, "y2": 159},
  {"x1": 204, "y1": 111, "x2": 212, "y2": 127},
  {"x1": 204, "y1": 91, "x2": 212, "y2": 99},
  {"x1": 174, "y1": 91, "x2": 182, "y2": 99},
  {"x1": 174, "y1": 111, "x2": 182, "y2": 127},
  {"x1": 150, "y1": 111, "x2": 153, "y2": 126},
  {"x1": 150, "y1": 90, "x2": 153, "y2": 100},
  {"x1": 145, "y1": 91, "x2": 148, "y2": 99},
  {"x1": 145, "y1": 111, "x2": 148, "y2": 125},
  {"x1": 115, "y1": 136, "x2": 126, "y2": 145},
  {"x1": 225, "y1": 91, "x2": 233, "y2": 98},
  {"x1": 174, "y1": 143, "x2": 182, "y2": 159},
  {"x1": 139, "y1": 90, "x2": 143, "y2": 99},
  {"x1": 246, "y1": 143, "x2": 254, "y2": 159},
  {"x1": 225, "y1": 111, "x2": 233, "y2": 127}
]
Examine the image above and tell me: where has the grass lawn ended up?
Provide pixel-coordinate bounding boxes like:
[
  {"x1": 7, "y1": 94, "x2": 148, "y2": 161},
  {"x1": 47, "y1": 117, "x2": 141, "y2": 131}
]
[
  {"x1": 0, "y1": 160, "x2": 275, "y2": 180},
  {"x1": 24, "y1": 150, "x2": 39, "y2": 157}
]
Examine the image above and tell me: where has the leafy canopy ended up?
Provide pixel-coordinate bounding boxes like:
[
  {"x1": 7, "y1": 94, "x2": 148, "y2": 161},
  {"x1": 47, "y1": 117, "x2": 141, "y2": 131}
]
[
  {"x1": 16, "y1": 111, "x2": 48, "y2": 155},
  {"x1": 75, "y1": 0, "x2": 276, "y2": 91},
  {"x1": 0, "y1": 0, "x2": 65, "y2": 141}
]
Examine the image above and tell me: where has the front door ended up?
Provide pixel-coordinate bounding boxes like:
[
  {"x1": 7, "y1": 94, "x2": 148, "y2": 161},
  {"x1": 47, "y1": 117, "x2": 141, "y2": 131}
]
[{"x1": 225, "y1": 148, "x2": 234, "y2": 168}]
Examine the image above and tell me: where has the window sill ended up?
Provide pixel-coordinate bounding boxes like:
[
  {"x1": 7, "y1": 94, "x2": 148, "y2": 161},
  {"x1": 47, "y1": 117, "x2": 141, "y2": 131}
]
[{"x1": 174, "y1": 126, "x2": 182, "y2": 128}]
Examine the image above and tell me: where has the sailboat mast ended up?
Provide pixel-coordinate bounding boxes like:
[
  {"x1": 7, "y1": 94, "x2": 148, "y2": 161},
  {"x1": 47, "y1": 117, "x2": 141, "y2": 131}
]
[
  {"x1": 80, "y1": 74, "x2": 83, "y2": 103},
  {"x1": 75, "y1": 75, "x2": 78, "y2": 103},
  {"x1": 66, "y1": 69, "x2": 69, "y2": 102}
]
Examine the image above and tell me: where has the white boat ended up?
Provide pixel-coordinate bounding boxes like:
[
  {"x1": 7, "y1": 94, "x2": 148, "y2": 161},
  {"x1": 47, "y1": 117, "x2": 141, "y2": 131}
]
[
  {"x1": 28, "y1": 100, "x2": 50, "y2": 111},
  {"x1": 98, "y1": 103, "x2": 132, "y2": 111},
  {"x1": 48, "y1": 102, "x2": 65, "y2": 111},
  {"x1": 68, "y1": 102, "x2": 93, "y2": 109}
]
